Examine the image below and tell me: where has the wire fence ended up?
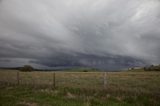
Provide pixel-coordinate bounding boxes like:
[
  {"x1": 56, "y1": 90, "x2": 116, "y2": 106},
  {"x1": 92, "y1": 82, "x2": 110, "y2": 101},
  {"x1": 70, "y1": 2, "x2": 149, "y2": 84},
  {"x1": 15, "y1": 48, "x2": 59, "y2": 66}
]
[
  {"x1": 0, "y1": 70, "x2": 160, "y2": 91},
  {"x1": 0, "y1": 71, "x2": 105, "y2": 89}
]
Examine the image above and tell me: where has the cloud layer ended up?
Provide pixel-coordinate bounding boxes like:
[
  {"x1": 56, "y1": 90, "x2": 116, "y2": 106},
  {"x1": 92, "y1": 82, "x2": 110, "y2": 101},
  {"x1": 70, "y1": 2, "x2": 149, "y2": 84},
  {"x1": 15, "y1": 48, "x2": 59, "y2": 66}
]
[{"x1": 0, "y1": 0, "x2": 160, "y2": 69}]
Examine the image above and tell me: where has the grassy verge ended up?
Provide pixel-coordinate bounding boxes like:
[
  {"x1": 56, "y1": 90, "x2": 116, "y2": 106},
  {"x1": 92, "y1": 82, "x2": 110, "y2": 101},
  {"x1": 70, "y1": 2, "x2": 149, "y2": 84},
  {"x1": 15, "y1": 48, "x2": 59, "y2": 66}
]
[{"x1": 0, "y1": 84, "x2": 160, "y2": 106}]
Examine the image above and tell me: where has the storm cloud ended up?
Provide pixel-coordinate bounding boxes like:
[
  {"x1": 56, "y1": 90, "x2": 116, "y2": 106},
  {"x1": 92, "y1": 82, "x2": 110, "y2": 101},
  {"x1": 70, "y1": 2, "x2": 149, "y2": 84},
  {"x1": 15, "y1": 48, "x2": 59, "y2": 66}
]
[{"x1": 0, "y1": 0, "x2": 160, "y2": 69}]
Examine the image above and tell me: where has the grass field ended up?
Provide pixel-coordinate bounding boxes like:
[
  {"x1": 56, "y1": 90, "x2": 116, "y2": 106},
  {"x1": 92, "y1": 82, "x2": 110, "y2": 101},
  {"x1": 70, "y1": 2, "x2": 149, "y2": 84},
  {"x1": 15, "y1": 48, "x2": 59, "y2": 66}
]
[{"x1": 0, "y1": 70, "x2": 160, "y2": 106}]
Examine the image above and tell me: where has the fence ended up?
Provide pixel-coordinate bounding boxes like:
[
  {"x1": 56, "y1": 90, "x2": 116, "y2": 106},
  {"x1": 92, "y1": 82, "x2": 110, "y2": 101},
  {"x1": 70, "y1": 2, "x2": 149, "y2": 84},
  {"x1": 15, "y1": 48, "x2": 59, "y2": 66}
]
[
  {"x1": 0, "y1": 70, "x2": 159, "y2": 91},
  {"x1": 0, "y1": 71, "x2": 107, "y2": 88}
]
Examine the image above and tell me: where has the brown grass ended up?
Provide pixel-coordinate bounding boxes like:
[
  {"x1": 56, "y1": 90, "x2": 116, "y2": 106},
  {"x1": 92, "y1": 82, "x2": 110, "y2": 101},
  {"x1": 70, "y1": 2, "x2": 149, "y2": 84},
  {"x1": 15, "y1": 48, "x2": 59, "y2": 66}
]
[{"x1": 0, "y1": 70, "x2": 160, "y2": 93}]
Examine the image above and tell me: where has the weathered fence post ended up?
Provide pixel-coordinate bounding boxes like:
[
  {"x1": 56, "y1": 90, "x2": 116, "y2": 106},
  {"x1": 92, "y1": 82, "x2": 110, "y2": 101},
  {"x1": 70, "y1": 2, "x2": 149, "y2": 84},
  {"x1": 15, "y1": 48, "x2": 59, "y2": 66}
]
[
  {"x1": 32, "y1": 72, "x2": 36, "y2": 88},
  {"x1": 103, "y1": 72, "x2": 107, "y2": 89},
  {"x1": 17, "y1": 71, "x2": 20, "y2": 85},
  {"x1": 53, "y1": 72, "x2": 56, "y2": 88}
]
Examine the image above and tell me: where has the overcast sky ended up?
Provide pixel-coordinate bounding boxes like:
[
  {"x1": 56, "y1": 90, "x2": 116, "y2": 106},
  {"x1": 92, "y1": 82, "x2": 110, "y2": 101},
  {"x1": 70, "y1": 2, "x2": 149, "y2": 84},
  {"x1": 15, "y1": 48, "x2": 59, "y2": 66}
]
[{"x1": 0, "y1": 0, "x2": 160, "y2": 69}]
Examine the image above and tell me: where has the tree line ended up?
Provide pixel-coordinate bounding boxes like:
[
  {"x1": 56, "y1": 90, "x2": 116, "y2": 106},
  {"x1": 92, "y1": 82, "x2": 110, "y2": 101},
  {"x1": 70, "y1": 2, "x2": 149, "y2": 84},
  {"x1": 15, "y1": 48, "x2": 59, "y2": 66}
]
[{"x1": 144, "y1": 65, "x2": 160, "y2": 71}]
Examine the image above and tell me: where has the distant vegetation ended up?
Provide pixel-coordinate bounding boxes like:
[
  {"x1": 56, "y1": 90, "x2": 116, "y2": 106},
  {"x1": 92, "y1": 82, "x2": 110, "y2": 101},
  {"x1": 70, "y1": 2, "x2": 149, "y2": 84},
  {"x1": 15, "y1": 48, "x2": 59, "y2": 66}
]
[
  {"x1": 144, "y1": 64, "x2": 160, "y2": 71},
  {"x1": 128, "y1": 64, "x2": 160, "y2": 72},
  {"x1": 19, "y1": 65, "x2": 34, "y2": 72},
  {"x1": 63, "y1": 67, "x2": 100, "y2": 72},
  {"x1": 1, "y1": 64, "x2": 160, "y2": 72}
]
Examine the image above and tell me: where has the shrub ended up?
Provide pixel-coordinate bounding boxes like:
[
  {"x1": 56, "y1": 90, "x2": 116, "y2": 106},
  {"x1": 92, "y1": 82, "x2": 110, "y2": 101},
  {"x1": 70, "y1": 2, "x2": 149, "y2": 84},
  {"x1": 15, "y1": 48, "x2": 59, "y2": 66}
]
[
  {"x1": 20, "y1": 65, "x2": 34, "y2": 72},
  {"x1": 144, "y1": 65, "x2": 160, "y2": 71}
]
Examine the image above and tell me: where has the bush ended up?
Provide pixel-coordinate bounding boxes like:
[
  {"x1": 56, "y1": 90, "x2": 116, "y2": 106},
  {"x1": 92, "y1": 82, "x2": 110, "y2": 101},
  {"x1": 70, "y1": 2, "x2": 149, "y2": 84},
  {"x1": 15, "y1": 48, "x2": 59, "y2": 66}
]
[
  {"x1": 20, "y1": 65, "x2": 34, "y2": 72},
  {"x1": 144, "y1": 65, "x2": 160, "y2": 71},
  {"x1": 83, "y1": 70, "x2": 88, "y2": 72}
]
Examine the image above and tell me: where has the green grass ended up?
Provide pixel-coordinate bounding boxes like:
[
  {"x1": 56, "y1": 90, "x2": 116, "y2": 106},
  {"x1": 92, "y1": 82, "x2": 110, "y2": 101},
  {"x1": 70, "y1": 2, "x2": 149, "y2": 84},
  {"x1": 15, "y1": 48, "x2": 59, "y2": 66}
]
[
  {"x1": 0, "y1": 85, "x2": 160, "y2": 106},
  {"x1": 0, "y1": 70, "x2": 160, "y2": 106}
]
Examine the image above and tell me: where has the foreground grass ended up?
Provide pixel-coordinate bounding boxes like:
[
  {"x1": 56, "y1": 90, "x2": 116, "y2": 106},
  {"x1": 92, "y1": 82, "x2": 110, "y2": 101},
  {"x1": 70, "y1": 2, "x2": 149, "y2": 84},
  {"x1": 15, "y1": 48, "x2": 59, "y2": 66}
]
[
  {"x1": 0, "y1": 70, "x2": 160, "y2": 106},
  {"x1": 0, "y1": 85, "x2": 160, "y2": 106}
]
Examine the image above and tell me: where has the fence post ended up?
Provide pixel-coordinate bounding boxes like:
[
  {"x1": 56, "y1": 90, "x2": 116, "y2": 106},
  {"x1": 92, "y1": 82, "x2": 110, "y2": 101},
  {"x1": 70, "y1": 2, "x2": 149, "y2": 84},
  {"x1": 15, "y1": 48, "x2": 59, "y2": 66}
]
[
  {"x1": 17, "y1": 71, "x2": 20, "y2": 85},
  {"x1": 53, "y1": 72, "x2": 56, "y2": 88},
  {"x1": 103, "y1": 72, "x2": 107, "y2": 89}
]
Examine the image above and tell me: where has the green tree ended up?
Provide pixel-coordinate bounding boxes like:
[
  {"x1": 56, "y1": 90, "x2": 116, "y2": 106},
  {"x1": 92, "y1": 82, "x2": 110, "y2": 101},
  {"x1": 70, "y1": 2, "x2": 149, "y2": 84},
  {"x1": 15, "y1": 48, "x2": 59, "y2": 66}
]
[{"x1": 20, "y1": 65, "x2": 34, "y2": 72}]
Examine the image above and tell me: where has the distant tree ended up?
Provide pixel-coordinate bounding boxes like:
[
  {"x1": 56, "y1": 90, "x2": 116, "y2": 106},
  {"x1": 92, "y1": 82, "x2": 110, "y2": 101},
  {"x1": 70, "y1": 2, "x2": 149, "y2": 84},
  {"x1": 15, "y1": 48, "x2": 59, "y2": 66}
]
[
  {"x1": 83, "y1": 70, "x2": 88, "y2": 72},
  {"x1": 144, "y1": 64, "x2": 160, "y2": 71},
  {"x1": 20, "y1": 65, "x2": 34, "y2": 72},
  {"x1": 144, "y1": 67, "x2": 147, "y2": 71}
]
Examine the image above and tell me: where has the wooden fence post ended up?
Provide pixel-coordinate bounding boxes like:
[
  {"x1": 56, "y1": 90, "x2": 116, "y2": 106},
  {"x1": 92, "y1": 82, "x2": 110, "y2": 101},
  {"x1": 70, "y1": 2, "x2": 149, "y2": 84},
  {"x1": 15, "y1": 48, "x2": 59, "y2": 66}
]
[
  {"x1": 53, "y1": 72, "x2": 56, "y2": 88},
  {"x1": 17, "y1": 71, "x2": 20, "y2": 85},
  {"x1": 103, "y1": 72, "x2": 107, "y2": 89}
]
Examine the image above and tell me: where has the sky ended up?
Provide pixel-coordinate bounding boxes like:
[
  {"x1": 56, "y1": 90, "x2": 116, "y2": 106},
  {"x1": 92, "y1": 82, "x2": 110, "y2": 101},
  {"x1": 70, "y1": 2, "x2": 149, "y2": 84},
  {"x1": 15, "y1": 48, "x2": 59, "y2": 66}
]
[{"x1": 0, "y1": 0, "x2": 160, "y2": 70}]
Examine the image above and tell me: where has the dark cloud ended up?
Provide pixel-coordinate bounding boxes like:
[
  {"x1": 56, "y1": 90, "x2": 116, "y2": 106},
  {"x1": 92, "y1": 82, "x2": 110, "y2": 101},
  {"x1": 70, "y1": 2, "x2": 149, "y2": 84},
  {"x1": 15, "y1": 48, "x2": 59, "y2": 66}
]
[
  {"x1": 0, "y1": 0, "x2": 160, "y2": 70},
  {"x1": 30, "y1": 53, "x2": 147, "y2": 70}
]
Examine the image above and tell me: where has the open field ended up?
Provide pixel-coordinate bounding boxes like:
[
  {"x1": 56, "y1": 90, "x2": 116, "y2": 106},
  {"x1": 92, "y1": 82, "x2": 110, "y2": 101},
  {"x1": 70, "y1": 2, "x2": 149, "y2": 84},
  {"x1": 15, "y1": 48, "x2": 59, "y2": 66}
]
[{"x1": 0, "y1": 70, "x2": 160, "y2": 106}]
